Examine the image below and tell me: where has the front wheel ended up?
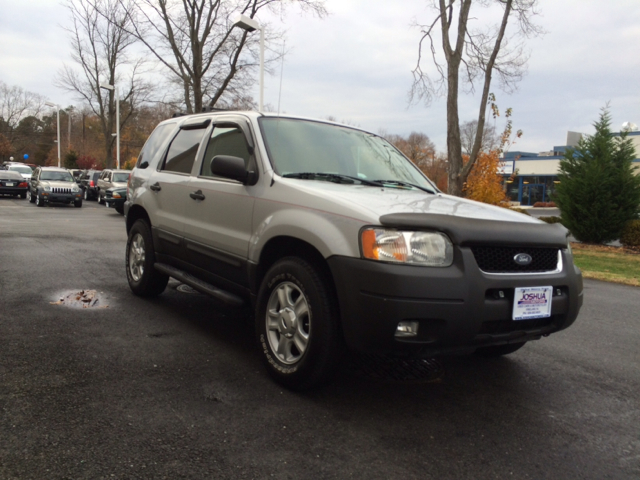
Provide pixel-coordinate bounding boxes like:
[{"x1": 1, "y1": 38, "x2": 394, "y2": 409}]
[
  {"x1": 74, "y1": 199, "x2": 82, "y2": 208},
  {"x1": 28, "y1": 190, "x2": 35, "y2": 203},
  {"x1": 256, "y1": 257, "x2": 343, "y2": 390},
  {"x1": 115, "y1": 205, "x2": 124, "y2": 215},
  {"x1": 35, "y1": 193, "x2": 44, "y2": 207},
  {"x1": 126, "y1": 220, "x2": 169, "y2": 297},
  {"x1": 475, "y1": 342, "x2": 527, "y2": 358}
]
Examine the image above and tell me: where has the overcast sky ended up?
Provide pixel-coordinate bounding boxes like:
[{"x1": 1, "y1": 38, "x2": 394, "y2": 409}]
[{"x1": 1, "y1": 0, "x2": 639, "y2": 153}]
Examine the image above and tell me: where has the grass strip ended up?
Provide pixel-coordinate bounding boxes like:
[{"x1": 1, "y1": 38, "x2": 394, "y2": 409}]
[{"x1": 571, "y1": 243, "x2": 640, "y2": 287}]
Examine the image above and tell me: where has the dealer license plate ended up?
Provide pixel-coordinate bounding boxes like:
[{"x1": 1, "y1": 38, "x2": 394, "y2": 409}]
[
  {"x1": 512, "y1": 286, "x2": 553, "y2": 321},
  {"x1": 6, "y1": 182, "x2": 15, "y2": 186}
]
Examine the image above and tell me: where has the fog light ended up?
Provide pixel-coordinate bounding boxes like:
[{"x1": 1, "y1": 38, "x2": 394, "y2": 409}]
[{"x1": 395, "y1": 321, "x2": 419, "y2": 338}]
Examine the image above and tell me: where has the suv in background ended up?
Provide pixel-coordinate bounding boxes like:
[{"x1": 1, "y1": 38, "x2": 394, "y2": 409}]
[
  {"x1": 28, "y1": 166, "x2": 82, "y2": 207},
  {"x1": 124, "y1": 111, "x2": 583, "y2": 390},
  {"x1": 78, "y1": 169, "x2": 102, "y2": 200},
  {"x1": 96, "y1": 169, "x2": 130, "y2": 204}
]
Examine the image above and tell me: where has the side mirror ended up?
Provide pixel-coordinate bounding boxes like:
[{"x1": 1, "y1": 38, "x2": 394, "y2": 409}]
[
  {"x1": 139, "y1": 161, "x2": 149, "y2": 169},
  {"x1": 210, "y1": 155, "x2": 250, "y2": 183}
]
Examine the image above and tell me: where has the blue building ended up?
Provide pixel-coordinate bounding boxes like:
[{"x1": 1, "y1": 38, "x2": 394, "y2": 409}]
[{"x1": 500, "y1": 131, "x2": 640, "y2": 205}]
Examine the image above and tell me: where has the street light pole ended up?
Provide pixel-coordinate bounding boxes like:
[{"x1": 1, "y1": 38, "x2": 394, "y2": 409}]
[
  {"x1": 99, "y1": 83, "x2": 120, "y2": 169},
  {"x1": 233, "y1": 14, "x2": 264, "y2": 111},
  {"x1": 45, "y1": 102, "x2": 61, "y2": 168}
]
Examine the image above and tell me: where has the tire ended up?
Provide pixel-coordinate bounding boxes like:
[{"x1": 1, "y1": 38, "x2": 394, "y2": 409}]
[
  {"x1": 19, "y1": 192, "x2": 27, "y2": 199},
  {"x1": 126, "y1": 219, "x2": 169, "y2": 297},
  {"x1": 28, "y1": 190, "x2": 35, "y2": 203},
  {"x1": 74, "y1": 199, "x2": 82, "y2": 208},
  {"x1": 97, "y1": 190, "x2": 104, "y2": 204},
  {"x1": 475, "y1": 342, "x2": 527, "y2": 358},
  {"x1": 256, "y1": 257, "x2": 343, "y2": 390},
  {"x1": 115, "y1": 205, "x2": 124, "y2": 215},
  {"x1": 35, "y1": 193, "x2": 44, "y2": 207},
  {"x1": 83, "y1": 189, "x2": 89, "y2": 201}
]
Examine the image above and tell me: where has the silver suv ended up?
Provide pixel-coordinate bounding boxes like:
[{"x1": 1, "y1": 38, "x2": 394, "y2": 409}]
[
  {"x1": 96, "y1": 169, "x2": 130, "y2": 204},
  {"x1": 28, "y1": 166, "x2": 83, "y2": 207},
  {"x1": 124, "y1": 112, "x2": 583, "y2": 390}
]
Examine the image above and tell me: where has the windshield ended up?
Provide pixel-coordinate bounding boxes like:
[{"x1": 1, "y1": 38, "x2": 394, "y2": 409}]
[
  {"x1": 259, "y1": 118, "x2": 435, "y2": 190},
  {"x1": 113, "y1": 172, "x2": 130, "y2": 182},
  {"x1": 41, "y1": 171, "x2": 74, "y2": 182},
  {"x1": 9, "y1": 165, "x2": 32, "y2": 174}
]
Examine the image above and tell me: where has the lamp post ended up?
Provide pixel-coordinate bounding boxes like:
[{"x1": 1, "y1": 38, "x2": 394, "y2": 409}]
[
  {"x1": 233, "y1": 14, "x2": 264, "y2": 111},
  {"x1": 99, "y1": 83, "x2": 120, "y2": 169},
  {"x1": 44, "y1": 102, "x2": 61, "y2": 168}
]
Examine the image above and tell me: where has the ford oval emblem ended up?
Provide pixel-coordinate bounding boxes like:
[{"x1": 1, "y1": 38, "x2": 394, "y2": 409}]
[{"x1": 513, "y1": 253, "x2": 532, "y2": 266}]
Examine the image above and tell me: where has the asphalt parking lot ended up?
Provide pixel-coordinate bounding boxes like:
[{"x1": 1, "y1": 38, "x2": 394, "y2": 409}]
[{"x1": 1, "y1": 196, "x2": 639, "y2": 479}]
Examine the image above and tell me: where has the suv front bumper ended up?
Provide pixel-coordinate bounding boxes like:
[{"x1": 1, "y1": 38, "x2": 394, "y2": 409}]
[
  {"x1": 42, "y1": 192, "x2": 81, "y2": 204},
  {"x1": 327, "y1": 248, "x2": 583, "y2": 356}
]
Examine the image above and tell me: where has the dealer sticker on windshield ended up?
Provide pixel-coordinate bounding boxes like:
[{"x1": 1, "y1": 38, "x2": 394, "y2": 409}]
[{"x1": 513, "y1": 286, "x2": 553, "y2": 321}]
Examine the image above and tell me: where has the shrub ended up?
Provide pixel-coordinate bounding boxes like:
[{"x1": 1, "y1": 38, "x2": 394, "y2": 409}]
[
  {"x1": 620, "y1": 219, "x2": 640, "y2": 247},
  {"x1": 533, "y1": 201, "x2": 556, "y2": 208},
  {"x1": 510, "y1": 207, "x2": 531, "y2": 215},
  {"x1": 539, "y1": 216, "x2": 563, "y2": 224}
]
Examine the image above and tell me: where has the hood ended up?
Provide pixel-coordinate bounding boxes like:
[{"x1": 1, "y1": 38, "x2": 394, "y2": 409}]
[
  {"x1": 43, "y1": 181, "x2": 79, "y2": 189},
  {"x1": 281, "y1": 179, "x2": 541, "y2": 225}
]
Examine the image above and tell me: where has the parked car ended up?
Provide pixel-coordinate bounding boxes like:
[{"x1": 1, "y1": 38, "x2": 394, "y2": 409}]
[
  {"x1": 124, "y1": 112, "x2": 583, "y2": 390},
  {"x1": 6, "y1": 164, "x2": 33, "y2": 181},
  {"x1": 104, "y1": 186, "x2": 126, "y2": 214},
  {"x1": 28, "y1": 166, "x2": 82, "y2": 207},
  {"x1": 96, "y1": 169, "x2": 130, "y2": 204},
  {"x1": 0, "y1": 170, "x2": 29, "y2": 198},
  {"x1": 78, "y1": 169, "x2": 102, "y2": 200}
]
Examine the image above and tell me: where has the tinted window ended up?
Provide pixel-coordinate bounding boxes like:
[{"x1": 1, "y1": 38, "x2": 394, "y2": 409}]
[
  {"x1": 40, "y1": 171, "x2": 74, "y2": 182},
  {"x1": 138, "y1": 123, "x2": 174, "y2": 168},
  {"x1": 161, "y1": 128, "x2": 205, "y2": 174},
  {"x1": 201, "y1": 125, "x2": 250, "y2": 177}
]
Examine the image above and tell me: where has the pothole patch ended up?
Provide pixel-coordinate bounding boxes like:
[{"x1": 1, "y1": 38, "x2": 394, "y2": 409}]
[
  {"x1": 50, "y1": 290, "x2": 108, "y2": 309},
  {"x1": 347, "y1": 354, "x2": 444, "y2": 383}
]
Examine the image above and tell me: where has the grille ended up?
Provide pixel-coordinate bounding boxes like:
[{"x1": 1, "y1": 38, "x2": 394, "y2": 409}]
[
  {"x1": 471, "y1": 246, "x2": 559, "y2": 273},
  {"x1": 52, "y1": 187, "x2": 72, "y2": 194}
]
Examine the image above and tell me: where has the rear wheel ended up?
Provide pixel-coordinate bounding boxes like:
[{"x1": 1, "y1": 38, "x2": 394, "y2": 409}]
[
  {"x1": 475, "y1": 342, "x2": 527, "y2": 357},
  {"x1": 126, "y1": 220, "x2": 169, "y2": 297},
  {"x1": 256, "y1": 257, "x2": 343, "y2": 390}
]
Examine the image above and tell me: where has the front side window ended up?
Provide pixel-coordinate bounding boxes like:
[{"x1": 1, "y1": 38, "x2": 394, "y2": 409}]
[
  {"x1": 161, "y1": 128, "x2": 206, "y2": 174},
  {"x1": 200, "y1": 125, "x2": 251, "y2": 177},
  {"x1": 259, "y1": 118, "x2": 435, "y2": 190}
]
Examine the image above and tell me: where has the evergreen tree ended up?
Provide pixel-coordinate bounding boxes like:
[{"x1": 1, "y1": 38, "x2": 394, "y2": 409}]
[{"x1": 555, "y1": 109, "x2": 640, "y2": 243}]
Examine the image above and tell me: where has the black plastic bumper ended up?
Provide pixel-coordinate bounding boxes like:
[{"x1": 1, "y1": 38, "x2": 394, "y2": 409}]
[
  {"x1": 43, "y1": 193, "x2": 80, "y2": 203},
  {"x1": 327, "y1": 248, "x2": 583, "y2": 356}
]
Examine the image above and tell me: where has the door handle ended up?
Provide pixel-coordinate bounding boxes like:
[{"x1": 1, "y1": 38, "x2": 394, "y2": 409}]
[
  {"x1": 189, "y1": 190, "x2": 205, "y2": 201},
  {"x1": 149, "y1": 182, "x2": 161, "y2": 192}
]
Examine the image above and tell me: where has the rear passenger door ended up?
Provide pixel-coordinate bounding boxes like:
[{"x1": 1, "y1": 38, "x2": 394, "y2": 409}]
[
  {"x1": 182, "y1": 118, "x2": 258, "y2": 288},
  {"x1": 145, "y1": 118, "x2": 210, "y2": 261}
]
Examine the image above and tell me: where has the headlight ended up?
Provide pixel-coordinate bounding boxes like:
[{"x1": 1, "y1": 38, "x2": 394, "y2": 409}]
[
  {"x1": 361, "y1": 228, "x2": 454, "y2": 267},
  {"x1": 113, "y1": 192, "x2": 122, "y2": 198},
  {"x1": 43, "y1": 184, "x2": 51, "y2": 192},
  {"x1": 72, "y1": 185, "x2": 80, "y2": 192}
]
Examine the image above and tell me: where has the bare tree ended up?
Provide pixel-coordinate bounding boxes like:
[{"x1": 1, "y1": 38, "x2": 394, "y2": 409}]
[
  {"x1": 411, "y1": 0, "x2": 542, "y2": 196},
  {"x1": 114, "y1": 0, "x2": 327, "y2": 114},
  {"x1": 460, "y1": 119, "x2": 499, "y2": 154},
  {"x1": 0, "y1": 81, "x2": 47, "y2": 146},
  {"x1": 56, "y1": 0, "x2": 152, "y2": 168}
]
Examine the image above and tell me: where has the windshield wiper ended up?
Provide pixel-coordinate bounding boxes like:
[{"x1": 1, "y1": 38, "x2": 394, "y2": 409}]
[
  {"x1": 371, "y1": 179, "x2": 436, "y2": 194},
  {"x1": 283, "y1": 172, "x2": 384, "y2": 187}
]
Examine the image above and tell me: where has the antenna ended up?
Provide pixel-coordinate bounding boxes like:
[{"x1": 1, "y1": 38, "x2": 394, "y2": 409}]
[{"x1": 277, "y1": 40, "x2": 285, "y2": 116}]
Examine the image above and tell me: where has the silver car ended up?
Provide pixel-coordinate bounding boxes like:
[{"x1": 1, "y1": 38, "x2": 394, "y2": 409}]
[{"x1": 124, "y1": 112, "x2": 583, "y2": 390}]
